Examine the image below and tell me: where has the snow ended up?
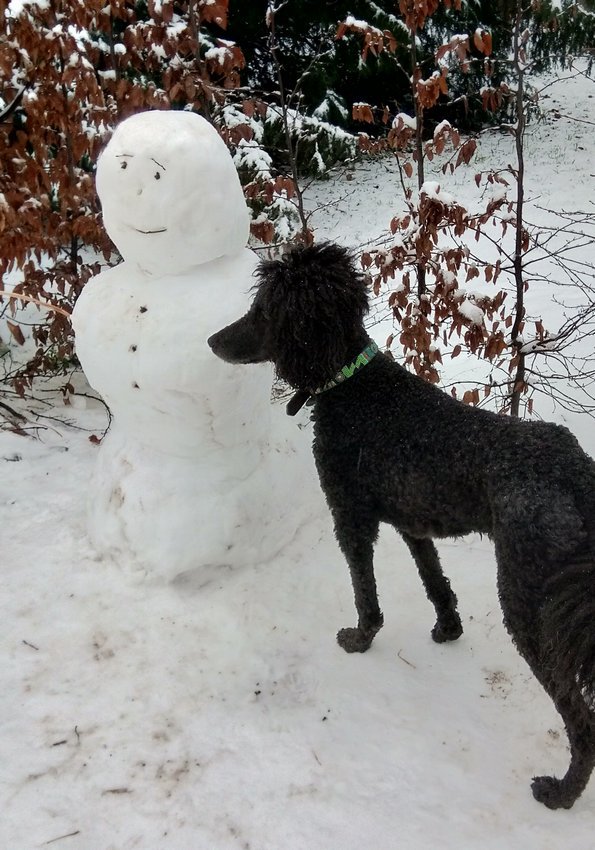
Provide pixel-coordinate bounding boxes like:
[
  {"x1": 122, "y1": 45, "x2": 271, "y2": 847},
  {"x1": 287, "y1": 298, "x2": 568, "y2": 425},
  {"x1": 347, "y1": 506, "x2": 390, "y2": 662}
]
[
  {"x1": 3, "y1": 68, "x2": 595, "y2": 848},
  {"x1": 150, "y1": 43, "x2": 167, "y2": 60},
  {"x1": 204, "y1": 46, "x2": 231, "y2": 67},
  {"x1": 434, "y1": 119, "x2": 453, "y2": 136},
  {"x1": 233, "y1": 138, "x2": 273, "y2": 176},
  {"x1": 393, "y1": 111, "x2": 417, "y2": 130},
  {"x1": 420, "y1": 179, "x2": 458, "y2": 208},
  {"x1": 165, "y1": 20, "x2": 187, "y2": 39},
  {"x1": 312, "y1": 91, "x2": 348, "y2": 122},
  {"x1": 312, "y1": 143, "x2": 326, "y2": 175},
  {"x1": 343, "y1": 15, "x2": 384, "y2": 36},
  {"x1": 6, "y1": 0, "x2": 49, "y2": 16},
  {"x1": 458, "y1": 298, "x2": 485, "y2": 325}
]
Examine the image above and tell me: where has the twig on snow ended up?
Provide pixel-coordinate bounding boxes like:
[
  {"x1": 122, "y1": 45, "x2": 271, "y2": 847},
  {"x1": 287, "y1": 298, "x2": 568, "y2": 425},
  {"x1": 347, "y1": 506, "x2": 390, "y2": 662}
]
[
  {"x1": 43, "y1": 831, "x2": 80, "y2": 845},
  {"x1": 397, "y1": 649, "x2": 416, "y2": 668}
]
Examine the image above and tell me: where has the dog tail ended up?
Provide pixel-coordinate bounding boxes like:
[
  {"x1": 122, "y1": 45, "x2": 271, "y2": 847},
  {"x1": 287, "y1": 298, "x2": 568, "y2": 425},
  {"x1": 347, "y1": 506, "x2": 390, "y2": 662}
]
[{"x1": 541, "y1": 560, "x2": 595, "y2": 704}]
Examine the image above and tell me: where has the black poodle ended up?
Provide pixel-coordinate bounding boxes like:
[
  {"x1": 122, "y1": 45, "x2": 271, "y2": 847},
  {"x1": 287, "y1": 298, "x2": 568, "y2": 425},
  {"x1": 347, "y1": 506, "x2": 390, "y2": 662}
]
[{"x1": 208, "y1": 242, "x2": 595, "y2": 810}]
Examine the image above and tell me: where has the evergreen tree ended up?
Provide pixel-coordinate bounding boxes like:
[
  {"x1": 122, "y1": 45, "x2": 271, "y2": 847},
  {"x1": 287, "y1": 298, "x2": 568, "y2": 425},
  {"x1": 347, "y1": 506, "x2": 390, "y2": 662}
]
[{"x1": 228, "y1": 1, "x2": 593, "y2": 133}]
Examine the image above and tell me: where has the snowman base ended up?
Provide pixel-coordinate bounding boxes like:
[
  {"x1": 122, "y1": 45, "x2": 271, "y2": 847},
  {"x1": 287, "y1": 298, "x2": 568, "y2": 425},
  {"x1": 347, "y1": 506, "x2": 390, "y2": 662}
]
[{"x1": 87, "y1": 424, "x2": 317, "y2": 582}]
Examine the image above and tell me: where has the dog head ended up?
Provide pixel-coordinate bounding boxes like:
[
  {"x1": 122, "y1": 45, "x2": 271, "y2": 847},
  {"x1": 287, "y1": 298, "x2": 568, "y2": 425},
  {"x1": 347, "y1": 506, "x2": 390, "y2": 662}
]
[{"x1": 208, "y1": 242, "x2": 370, "y2": 390}]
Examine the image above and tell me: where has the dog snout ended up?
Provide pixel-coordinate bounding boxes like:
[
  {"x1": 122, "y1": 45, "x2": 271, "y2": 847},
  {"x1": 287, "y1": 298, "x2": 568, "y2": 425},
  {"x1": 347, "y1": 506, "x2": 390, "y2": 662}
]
[
  {"x1": 207, "y1": 328, "x2": 233, "y2": 361},
  {"x1": 207, "y1": 318, "x2": 269, "y2": 365}
]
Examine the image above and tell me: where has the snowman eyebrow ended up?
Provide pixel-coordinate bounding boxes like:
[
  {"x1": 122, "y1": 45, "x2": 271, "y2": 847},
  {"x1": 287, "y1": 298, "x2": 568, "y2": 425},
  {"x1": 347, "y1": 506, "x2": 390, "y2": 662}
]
[
  {"x1": 116, "y1": 154, "x2": 132, "y2": 158},
  {"x1": 151, "y1": 158, "x2": 166, "y2": 171}
]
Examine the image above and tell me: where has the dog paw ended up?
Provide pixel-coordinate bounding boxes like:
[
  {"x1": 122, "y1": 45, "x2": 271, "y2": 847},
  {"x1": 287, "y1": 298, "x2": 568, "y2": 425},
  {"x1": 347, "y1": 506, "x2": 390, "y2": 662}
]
[
  {"x1": 531, "y1": 775, "x2": 576, "y2": 810},
  {"x1": 431, "y1": 614, "x2": 463, "y2": 644},
  {"x1": 337, "y1": 627, "x2": 375, "y2": 654}
]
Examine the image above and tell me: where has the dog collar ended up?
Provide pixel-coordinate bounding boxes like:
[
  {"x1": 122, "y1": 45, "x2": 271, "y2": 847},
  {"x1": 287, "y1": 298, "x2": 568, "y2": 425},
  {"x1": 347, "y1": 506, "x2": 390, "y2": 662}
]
[
  {"x1": 313, "y1": 340, "x2": 379, "y2": 395},
  {"x1": 286, "y1": 340, "x2": 379, "y2": 416}
]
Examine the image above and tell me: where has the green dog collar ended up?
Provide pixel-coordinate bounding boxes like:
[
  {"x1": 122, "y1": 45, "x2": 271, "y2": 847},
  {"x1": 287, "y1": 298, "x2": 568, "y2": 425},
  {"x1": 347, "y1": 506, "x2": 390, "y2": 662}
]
[
  {"x1": 313, "y1": 340, "x2": 380, "y2": 395},
  {"x1": 286, "y1": 340, "x2": 380, "y2": 416}
]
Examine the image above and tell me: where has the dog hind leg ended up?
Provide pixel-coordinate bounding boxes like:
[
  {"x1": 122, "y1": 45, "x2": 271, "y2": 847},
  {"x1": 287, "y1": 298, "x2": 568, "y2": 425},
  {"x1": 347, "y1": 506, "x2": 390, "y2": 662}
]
[
  {"x1": 401, "y1": 533, "x2": 463, "y2": 643},
  {"x1": 333, "y1": 511, "x2": 384, "y2": 653},
  {"x1": 497, "y1": 557, "x2": 595, "y2": 809},
  {"x1": 531, "y1": 563, "x2": 595, "y2": 809},
  {"x1": 531, "y1": 688, "x2": 595, "y2": 810}
]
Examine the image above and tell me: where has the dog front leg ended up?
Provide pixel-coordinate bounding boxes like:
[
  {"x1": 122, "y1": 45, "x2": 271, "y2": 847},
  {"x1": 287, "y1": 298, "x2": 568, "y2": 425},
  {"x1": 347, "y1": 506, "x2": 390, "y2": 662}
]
[
  {"x1": 333, "y1": 512, "x2": 384, "y2": 653},
  {"x1": 401, "y1": 533, "x2": 463, "y2": 643}
]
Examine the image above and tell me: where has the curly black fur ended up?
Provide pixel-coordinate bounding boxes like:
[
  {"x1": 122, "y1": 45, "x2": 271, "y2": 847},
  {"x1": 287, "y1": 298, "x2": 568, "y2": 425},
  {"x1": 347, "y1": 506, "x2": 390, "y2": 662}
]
[{"x1": 208, "y1": 242, "x2": 595, "y2": 809}]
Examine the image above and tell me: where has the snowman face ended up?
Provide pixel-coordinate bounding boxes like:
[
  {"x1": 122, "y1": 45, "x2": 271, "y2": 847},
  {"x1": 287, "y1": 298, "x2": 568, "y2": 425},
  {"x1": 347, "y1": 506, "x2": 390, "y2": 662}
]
[
  {"x1": 96, "y1": 111, "x2": 249, "y2": 276},
  {"x1": 109, "y1": 151, "x2": 169, "y2": 235}
]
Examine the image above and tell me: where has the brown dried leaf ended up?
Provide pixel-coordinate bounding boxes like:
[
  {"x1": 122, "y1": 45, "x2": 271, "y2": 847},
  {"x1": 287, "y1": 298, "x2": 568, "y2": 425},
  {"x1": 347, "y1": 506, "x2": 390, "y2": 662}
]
[
  {"x1": 352, "y1": 103, "x2": 375, "y2": 123},
  {"x1": 7, "y1": 321, "x2": 25, "y2": 346}
]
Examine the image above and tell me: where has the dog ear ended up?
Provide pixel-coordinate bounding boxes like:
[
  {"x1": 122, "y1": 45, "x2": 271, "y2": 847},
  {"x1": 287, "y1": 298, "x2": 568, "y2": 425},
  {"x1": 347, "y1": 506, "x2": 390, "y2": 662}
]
[{"x1": 256, "y1": 242, "x2": 370, "y2": 389}]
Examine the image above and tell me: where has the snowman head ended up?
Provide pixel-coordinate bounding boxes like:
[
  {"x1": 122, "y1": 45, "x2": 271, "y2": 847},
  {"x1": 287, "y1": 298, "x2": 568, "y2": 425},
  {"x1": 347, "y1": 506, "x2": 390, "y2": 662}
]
[{"x1": 96, "y1": 110, "x2": 250, "y2": 275}]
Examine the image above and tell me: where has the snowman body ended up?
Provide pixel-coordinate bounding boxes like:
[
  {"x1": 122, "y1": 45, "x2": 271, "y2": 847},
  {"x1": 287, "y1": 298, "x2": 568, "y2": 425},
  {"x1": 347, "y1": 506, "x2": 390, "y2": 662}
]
[{"x1": 72, "y1": 111, "x2": 305, "y2": 578}]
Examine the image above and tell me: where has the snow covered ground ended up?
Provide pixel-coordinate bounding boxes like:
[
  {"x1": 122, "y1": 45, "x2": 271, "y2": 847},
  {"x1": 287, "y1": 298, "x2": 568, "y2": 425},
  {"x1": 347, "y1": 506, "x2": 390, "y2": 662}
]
[{"x1": 2, "y1": 67, "x2": 595, "y2": 849}]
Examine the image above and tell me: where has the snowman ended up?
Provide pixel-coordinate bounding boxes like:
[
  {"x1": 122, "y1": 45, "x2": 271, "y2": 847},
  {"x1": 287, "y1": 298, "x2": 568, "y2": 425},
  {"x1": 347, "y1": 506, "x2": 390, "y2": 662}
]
[{"x1": 72, "y1": 110, "x2": 314, "y2": 580}]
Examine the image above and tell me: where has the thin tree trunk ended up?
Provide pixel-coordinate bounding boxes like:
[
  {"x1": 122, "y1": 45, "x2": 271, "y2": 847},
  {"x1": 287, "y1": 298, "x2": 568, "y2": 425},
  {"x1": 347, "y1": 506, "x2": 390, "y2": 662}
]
[
  {"x1": 509, "y1": 0, "x2": 526, "y2": 417},
  {"x1": 410, "y1": 27, "x2": 426, "y2": 299},
  {"x1": 188, "y1": 0, "x2": 212, "y2": 121},
  {"x1": 268, "y1": 3, "x2": 309, "y2": 239},
  {"x1": 107, "y1": 8, "x2": 121, "y2": 92},
  {"x1": 0, "y1": 85, "x2": 26, "y2": 122},
  {"x1": 60, "y1": 52, "x2": 79, "y2": 275}
]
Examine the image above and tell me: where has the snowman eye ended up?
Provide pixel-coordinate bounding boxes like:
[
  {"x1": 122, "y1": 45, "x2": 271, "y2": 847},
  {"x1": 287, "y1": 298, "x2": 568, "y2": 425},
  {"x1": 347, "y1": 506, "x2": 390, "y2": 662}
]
[
  {"x1": 154, "y1": 172, "x2": 161, "y2": 180},
  {"x1": 120, "y1": 161, "x2": 128, "y2": 170}
]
